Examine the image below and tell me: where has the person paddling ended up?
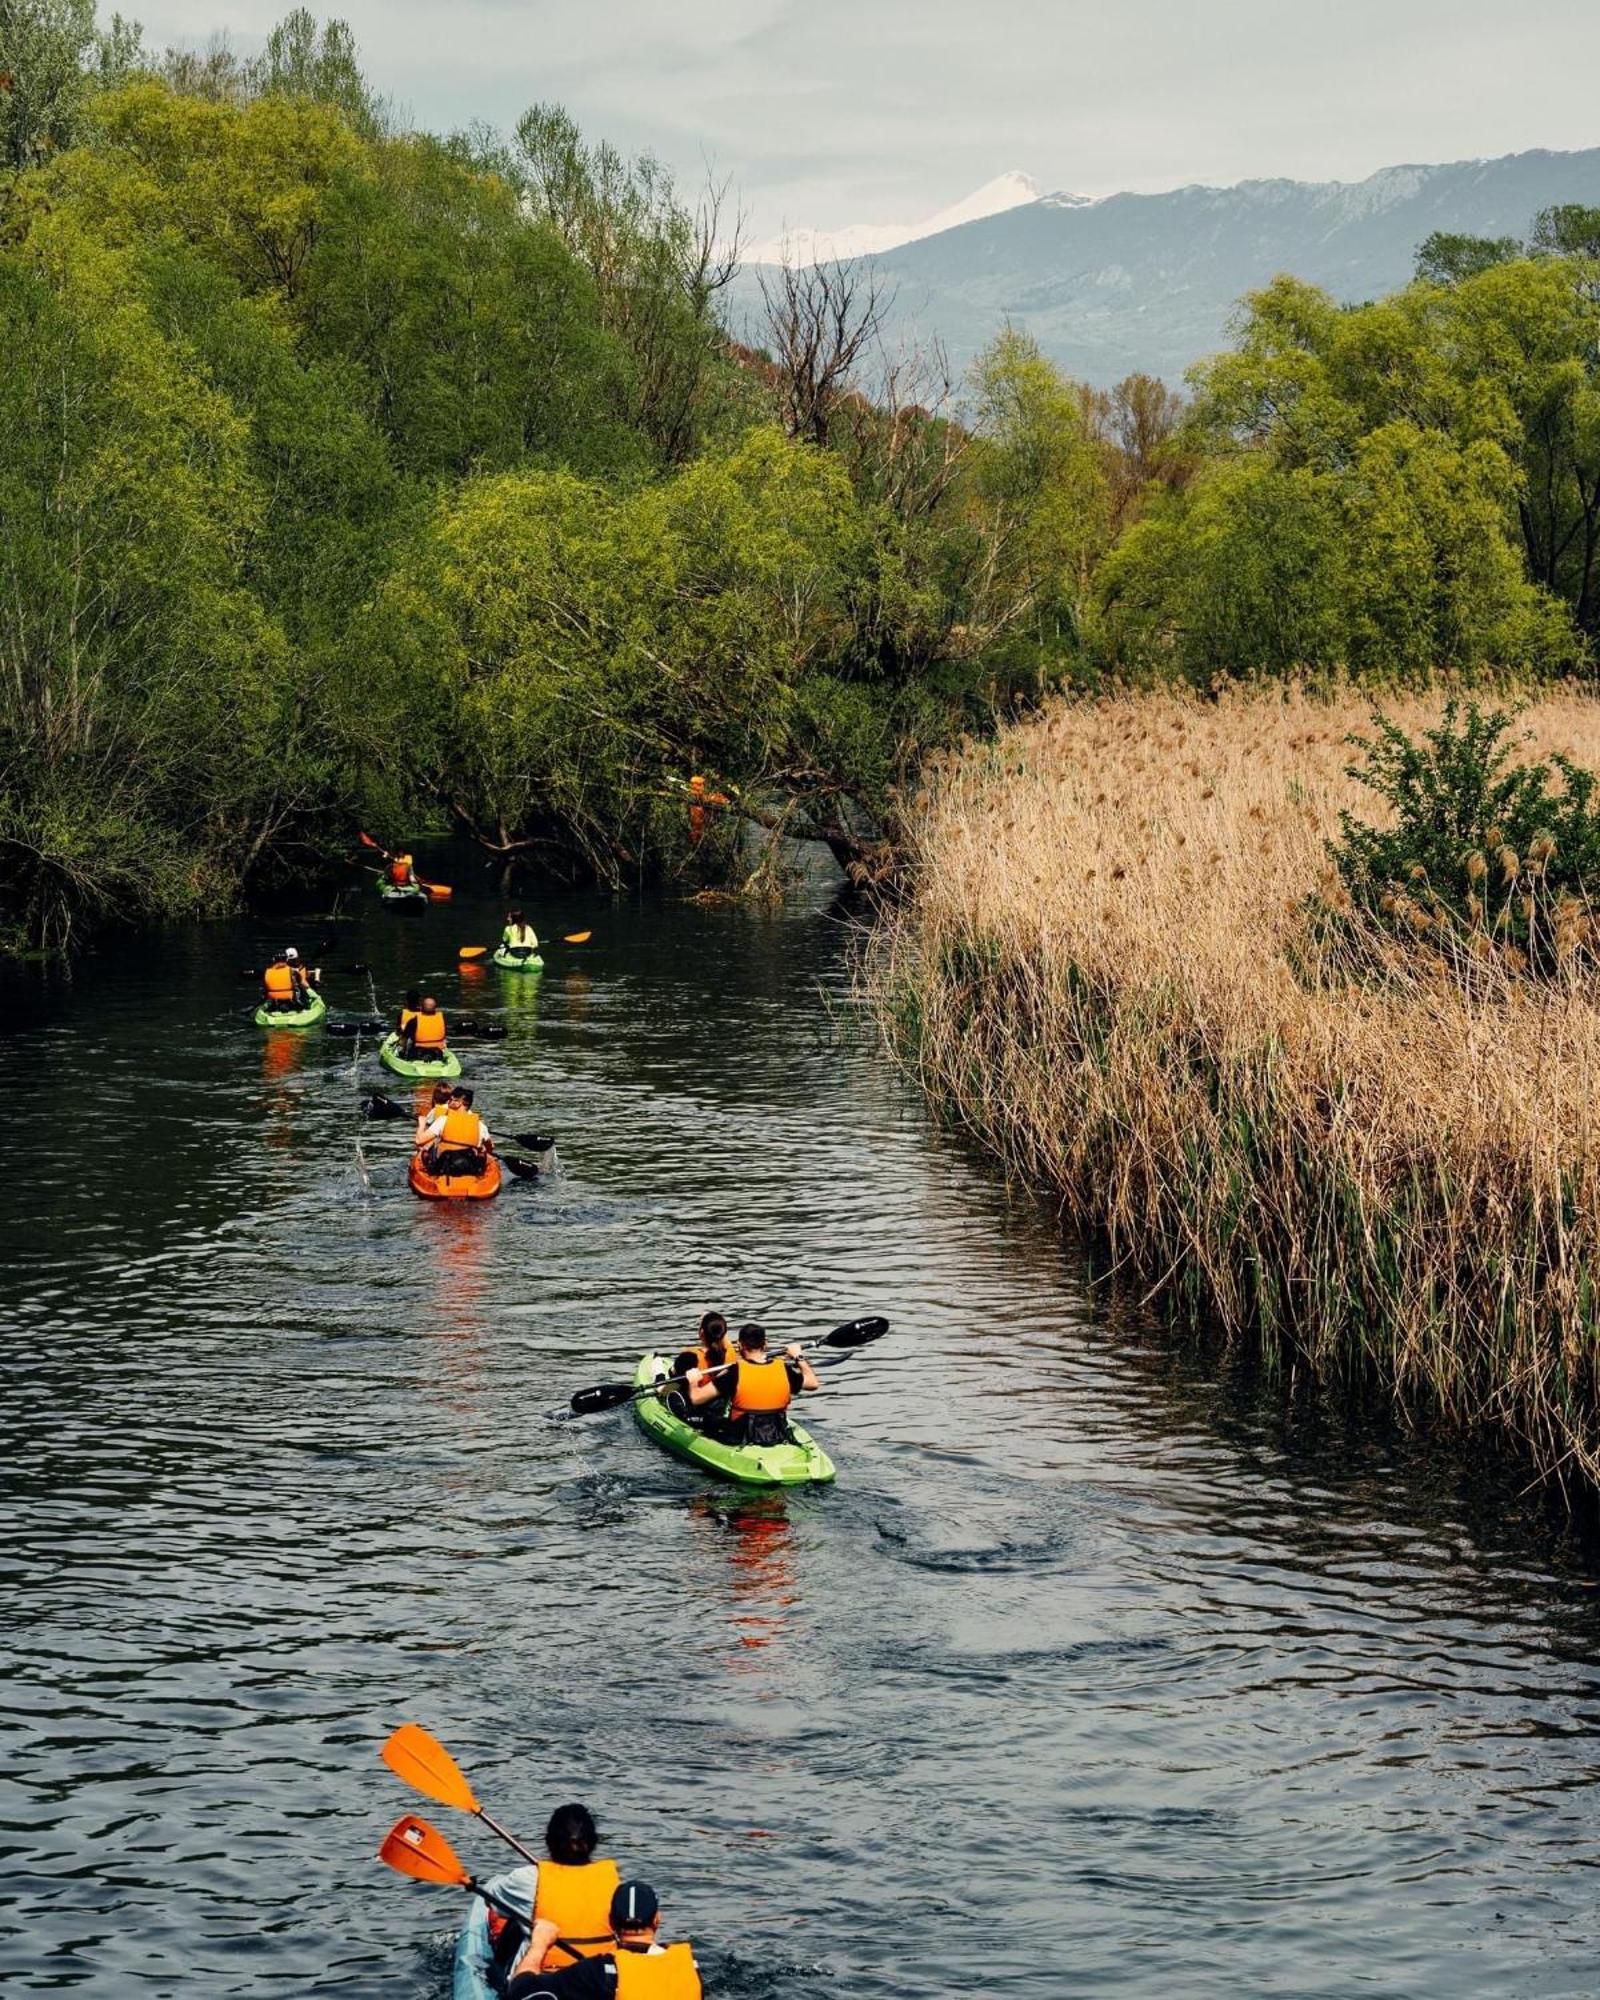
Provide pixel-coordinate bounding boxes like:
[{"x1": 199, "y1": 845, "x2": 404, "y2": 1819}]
[
  {"x1": 401, "y1": 995, "x2": 449, "y2": 1064},
  {"x1": 260, "y1": 947, "x2": 314, "y2": 1014},
  {"x1": 502, "y1": 908, "x2": 541, "y2": 959},
  {"x1": 396, "y1": 987, "x2": 421, "y2": 1039},
  {"x1": 508, "y1": 1804, "x2": 622, "y2": 1983},
  {"x1": 691, "y1": 1311, "x2": 732, "y2": 1374},
  {"x1": 388, "y1": 851, "x2": 416, "y2": 888},
  {"x1": 689, "y1": 1323, "x2": 818, "y2": 1447},
  {"x1": 508, "y1": 1879, "x2": 701, "y2": 1999},
  {"x1": 422, "y1": 1084, "x2": 492, "y2": 1175}
]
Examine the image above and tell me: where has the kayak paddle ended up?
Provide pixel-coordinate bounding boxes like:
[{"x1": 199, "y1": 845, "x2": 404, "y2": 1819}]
[
  {"x1": 381, "y1": 1723, "x2": 540, "y2": 1864},
  {"x1": 561, "y1": 1316, "x2": 890, "y2": 1419},
  {"x1": 361, "y1": 1092, "x2": 554, "y2": 1152},
  {"x1": 377, "y1": 1812, "x2": 527, "y2": 1925},
  {"x1": 459, "y1": 934, "x2": 592, "y2": 959}
]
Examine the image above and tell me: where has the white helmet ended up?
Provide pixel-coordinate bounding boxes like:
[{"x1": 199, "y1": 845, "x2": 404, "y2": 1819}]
[{"x1": 284, "y1": 947, "x2": 299, "y2": 961}]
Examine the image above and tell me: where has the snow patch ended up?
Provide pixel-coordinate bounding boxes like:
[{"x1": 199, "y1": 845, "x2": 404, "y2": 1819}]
[{"x1": 748, "y1": 170, "x2": 1041, "y2": 266}]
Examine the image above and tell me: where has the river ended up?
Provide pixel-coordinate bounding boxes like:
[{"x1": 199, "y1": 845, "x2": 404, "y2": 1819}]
[{"x1": 3, "y1": 878, "x2": 1599, "y2": 1996}]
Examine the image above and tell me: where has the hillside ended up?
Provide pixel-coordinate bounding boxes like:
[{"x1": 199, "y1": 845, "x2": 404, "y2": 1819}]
[{"x1": 731, "y1": 147, "x2": 1600, "y2": 386}]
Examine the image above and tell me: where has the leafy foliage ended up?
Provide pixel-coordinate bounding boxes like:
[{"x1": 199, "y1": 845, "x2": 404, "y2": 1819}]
[{"x1": 1329, "y1": 701, "x2": 1600, "y2": 975}]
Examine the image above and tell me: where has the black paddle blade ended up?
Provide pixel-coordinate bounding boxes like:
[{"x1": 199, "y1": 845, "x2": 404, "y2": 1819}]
[
  {"x1": 569, "y1": 1381, "x2": 638, "y2": 1416},
  {"x1": 508, "y1": 1133, "x2": 554, "y2": 1152},
  {"x1": 502, "y1": 1153, "x2": 543, "y2": 1181},
  {"x1": 361, "y1": 1092, "x2": 412, "y2": 1122},
  {"x1": 821, "y1": 1316, "x2": 890, "y2": 1348}
]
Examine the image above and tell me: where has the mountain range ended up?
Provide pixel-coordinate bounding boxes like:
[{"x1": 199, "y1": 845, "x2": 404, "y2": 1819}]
[{"x1": 730, "y1": 147, "x2": 1600, "y2": 389}]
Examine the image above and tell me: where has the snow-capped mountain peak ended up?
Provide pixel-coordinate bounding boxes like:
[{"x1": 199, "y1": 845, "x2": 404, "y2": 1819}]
[{"x1": 748, "y1": 171, "x2": 1040, "y2": 267}]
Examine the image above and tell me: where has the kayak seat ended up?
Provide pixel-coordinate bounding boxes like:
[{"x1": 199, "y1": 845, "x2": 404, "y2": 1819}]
[{"x1": 430, "y1": 1146, "x2": 485, "y2": 1177}]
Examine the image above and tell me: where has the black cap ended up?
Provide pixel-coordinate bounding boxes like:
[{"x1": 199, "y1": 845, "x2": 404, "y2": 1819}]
[{"x1": 610, "y1": 1880, "x2": 659, "y2": 1929}]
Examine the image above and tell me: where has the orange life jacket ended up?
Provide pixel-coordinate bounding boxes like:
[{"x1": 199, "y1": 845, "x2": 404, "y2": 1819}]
[
  {"x1": 263, "y1": 963, "x2": 297, "y2": 1001},
  {"x1": 536, "y1": 1858, "x2": 621, "y2": 1966},
  {"x1": 614, "y1": 1943, "x2": 702, "y2": 2000},
  {"x1": 693, "y1": 1343, "x2": 732, "y2": 1374},
  {"x1": 731, "y1": 1354, "x2": 792, "y2": 1415},
  {"x1": 389, "y1": 856, "x2": 413, "y2": 885},
  {"x1": 439, "y1": 1108, "x2": 483, "y2": 1150},
  {"x1": 411, "y1": 1010, "x2": 447, "y2": 1048}
]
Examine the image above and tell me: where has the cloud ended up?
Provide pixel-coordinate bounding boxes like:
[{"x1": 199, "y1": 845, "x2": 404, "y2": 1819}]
[{"x1": 136, "y1": 0, "x2": 1600, "y2": 239}]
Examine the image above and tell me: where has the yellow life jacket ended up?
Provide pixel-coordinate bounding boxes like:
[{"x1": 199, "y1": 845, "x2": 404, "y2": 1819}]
[
  {"x1": 411, "y1": 1010, "x2": 447, "y2": 1048},
  {"x1": 614, "y1": 1943, "x2": 702, "y2": 2000},
  {"x1": 535, "y1": 1857, "x2": 621, "y2": 1966},
  {"x1": 731, "y1": 1355, "x2": 792, "y2": 1415},
  {"x1": 504, "y1": 924, "x2": 538, "y2": 948},
  {"x1": 263, "y1": 963, "x2": 296, "y2": 1001},
  {"x1": 439, "y1": 1108, "x2": 483, "y2": 1150}
]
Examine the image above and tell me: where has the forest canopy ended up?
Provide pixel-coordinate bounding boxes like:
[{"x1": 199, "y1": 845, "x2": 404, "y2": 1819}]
[{"x1": 2, "y1": 2, "x2": 1598, "y2": 949}]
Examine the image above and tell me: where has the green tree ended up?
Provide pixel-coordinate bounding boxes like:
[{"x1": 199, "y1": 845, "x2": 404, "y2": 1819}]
[
  {"x1": 0, "y1": 0, "x2": 140, "y2": 170},
  {"x1": 1414, "y1": 230, "x2": 1520, "y2": 284}
]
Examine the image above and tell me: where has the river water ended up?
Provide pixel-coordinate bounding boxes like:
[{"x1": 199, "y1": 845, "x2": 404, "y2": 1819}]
[{"x1": 3, "y1": 879, "x2": 1599, "y2": 1997}]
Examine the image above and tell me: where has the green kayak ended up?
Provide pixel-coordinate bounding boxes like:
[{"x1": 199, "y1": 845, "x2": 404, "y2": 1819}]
[
  {"x1": 254, "y1": 991, "x2": 326, "y2": 1029},
  {"x1": 632, "y1": 1353, "x2": 835, "y2": 1488},
  {"x1": 378, "y1": 1031, "x2": 462, "y2": 1080},
  {"x1": 491, "y1": 945, "x2": 544, "y2": 972},
  {"x1": 377, "y1": 880, "x2": 428, "y2": 902}
]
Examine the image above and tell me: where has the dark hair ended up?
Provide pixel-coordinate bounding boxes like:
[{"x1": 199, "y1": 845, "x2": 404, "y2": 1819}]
[
  {"x1": 452, "y1": 1085, "x2": 474, "y2": 1107},
  {"x1": 405, "y1": 988, "x2": 420, "y2": 1008},
  {"x1": 508, "y1": 908, "x2": 523, "y2": 922},
  {"x1": 673, "y1": 1349, "x2": 701, "y2": 1378},
  {"x1": 699, "y1": 1311, "x2": 728, "y2": 1343},
  {"x1": 546, "y1": 1803, "x2": 598, "y2": 1865},
  {"x1": 737, "y1": 1322, "x2": 767, "y2": 1351},
  {"x1": 430, "y1": 1083, "x2": 452, "y2": 1106}
]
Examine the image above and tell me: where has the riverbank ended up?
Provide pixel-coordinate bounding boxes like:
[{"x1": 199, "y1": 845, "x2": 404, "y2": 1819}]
[{"x1": 874, "y1": 684, "x2": 1600, "y2": 1495}]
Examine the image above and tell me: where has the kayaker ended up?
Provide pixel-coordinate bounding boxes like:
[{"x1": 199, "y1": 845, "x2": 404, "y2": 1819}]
[
  {"x1": 688, "y1": 1323, "x2": 819, "y2": 1446},
  {"x1": 396, "y1": 987, "x2": 421, "y2": 1038},
  {"x1": 508, "y1": 1803, "x2": 622, "y2": 1982},
  {"x1": 691, "y1": 1311, "x2": 732, "y2": 1373},
  {"x1": 507, "y1": 1880, "x2": 701, "y2": 1999},
  {"x1": 401, "y1": 995, "x2": 449, "y2": 1063},
  {"x1": 502, "y1": 908, "x2": 541, "y2": 957},
  {"x1": 260, "y1": 948, "x2": 314, "y2": 1014},
  {"x1": 423, "y1": 1084, "x2": 492, "y2": 1174},
  {"x1": 686, "y1": 774, "x2": 728, "y2": 846},
  {"x1": 415, "y1": 1082, "x2": 453, "y2": 1147},
  {"x1": 388, "y1": 851, "x2": 415, "y2": 888}
]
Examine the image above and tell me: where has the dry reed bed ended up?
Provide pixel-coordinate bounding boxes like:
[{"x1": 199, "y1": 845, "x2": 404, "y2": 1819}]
[{"x1": 875, "y1": 685, "x2": 1600, "y2": 1490}]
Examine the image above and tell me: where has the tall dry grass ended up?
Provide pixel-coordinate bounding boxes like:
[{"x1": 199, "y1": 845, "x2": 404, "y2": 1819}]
[{"x1": 875, "y1": 684, "x2": 1600, "y2": 1491}]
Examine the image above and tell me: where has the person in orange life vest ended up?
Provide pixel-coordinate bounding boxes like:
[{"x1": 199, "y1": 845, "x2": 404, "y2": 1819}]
[
  {"x1": 388, "y1": 851, "x2": 415, "y2": 887},
  {"x1": 691, "y1": 1311, "x2": 732, "y2": 1374},
  {"x1": 414, "y1": 1082, "x2": 453, "y2": 1147},
  {"x1": 507, "y1": 1804, "x2": 623, "y2": 1984},
  {"x1": 422, "y1": 1084, "x2": 492, "y2": 1174},
  {"x1": 401, "y1": 995, "x2": 448, "y2": 1061},
  {"x1": 688, "y1": 1322, "x2": 818, "y2": 1447},
  {"x1": 260, "y1": 947, "x2": 313, "y2": 1013},
  {"x1": 685, "y1": 775, "x2": 728, "y2": 846},
  {"x1": 395, "y1": 987, "x2": 421, "y2": 1038},
  {"x1": 507, "y1": 1879, "x2": 701, "y2": 2000},
  {"x1": 665, "y1": 1313, "x2": 734, "y2": 1423}
]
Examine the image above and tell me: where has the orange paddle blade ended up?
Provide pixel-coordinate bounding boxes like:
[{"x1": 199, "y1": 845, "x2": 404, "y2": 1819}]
[
  {"x1": 358, "y1": 830, "x2": 382, "y2": 851},
  {"x1": 459, "y1": 946, "x2": 490, "y2": 960},
  {"x1": 381, "y1": 1722, "x2": 481, "y2": 1813},
  {"x1": 561, "y1": 931, "x2": 592, "y2": 945},
  {"x1": 424, "y1": 882, "x2": 454, "y2": 901},
  {"x1": 378, "y1": 1813, "x2": 471, "y2": 1888}
]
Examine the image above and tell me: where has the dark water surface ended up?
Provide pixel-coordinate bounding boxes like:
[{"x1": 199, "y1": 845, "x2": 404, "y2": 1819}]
[{"x1": 4, "y1": 883, "x2": 1600, "y2": 1997}]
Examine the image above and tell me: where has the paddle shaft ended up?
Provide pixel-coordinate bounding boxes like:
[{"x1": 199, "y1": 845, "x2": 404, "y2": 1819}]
[{"x1": 477, "y1": 1805, "x2": 540, "y2": 1866}]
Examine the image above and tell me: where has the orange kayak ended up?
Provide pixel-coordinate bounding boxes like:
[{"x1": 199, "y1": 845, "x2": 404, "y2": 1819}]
[{"x1": 408, "y1": 1150, "x2": 502, "y2": 1201}]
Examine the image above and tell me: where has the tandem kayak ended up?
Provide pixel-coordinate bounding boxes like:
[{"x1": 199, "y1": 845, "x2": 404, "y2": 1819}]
[
  {"x1": 378, "y1": 1032, "x2": 462, "y2": 1080},
  {"x1": 491, "y1": 945, "x2": 544, "y2": 972},
  {"x1": 253, "y1": 991, "x2": 326, "y2": 1029},
  {"x1": 632, "y1": 1352, "x2": 835, "y2": 1487},
  {"x1": 409, "y1": 1149, "x2": 502, "y2": 1200},
  {"x1": 453, "y1": 1865, "x2": 535, "y2": 2000}
]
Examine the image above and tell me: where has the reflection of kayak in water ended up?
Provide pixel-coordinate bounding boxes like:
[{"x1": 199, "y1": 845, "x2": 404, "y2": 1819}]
[
  {"x1": 452, "y1": 1865, "x2": 536, "y2": 2000},
  {"x1": 408, "y1": 1150, "x2": 502, "y2": 1200},
  {"x1": 632, "y1": 1353, "x2": 835, "y2": 1488}
]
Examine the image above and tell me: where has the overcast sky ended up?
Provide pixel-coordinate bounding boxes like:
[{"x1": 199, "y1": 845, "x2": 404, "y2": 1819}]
[{"x1": 137, "y1": 0, "x2": 1600, "y2": 238}]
